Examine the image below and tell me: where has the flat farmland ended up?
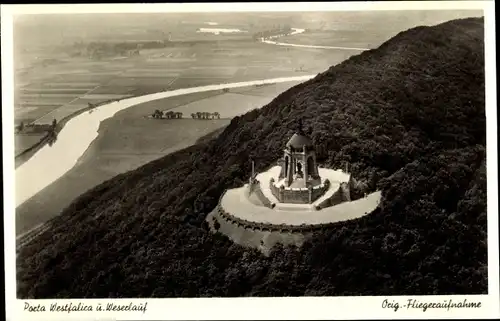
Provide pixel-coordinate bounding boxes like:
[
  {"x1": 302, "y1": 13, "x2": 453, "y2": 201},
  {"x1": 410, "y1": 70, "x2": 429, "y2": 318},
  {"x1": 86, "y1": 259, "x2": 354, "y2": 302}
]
[
  {"x1": 20, "y1": 88, "x2": 91, "y2": 95},
  {"x1": 16, "y1": 11, "x2": 482, "y2": 237},
  {"x1": 23, "y1": 81, "x2": 100, "y2": 89},
  {"x1": 15, "y1": 134, "x2": 46, "y2": 155},
  {"x1": 108, "y1": 77, "x2": 178, "y2": 87},
  {"x1": 229, "y1": 81, "x2": 304, "y2": 97},
  {"x1": 33, "y1": 103, "x2": 96, "y2": 124},
  {"x1": 14, "y1": 32, "x2": 355, "y2": 141},
  {"x1": 169, "y1": 77, "x2": 235, "y2": 89},
  {"x1": 90, "y1": 86, "x2": 138, "y2": 95},
  {"x1": 15, "y1": 106, "x2": 56, "y2": 123},
  {"x1": 15, "y1": 81, "x2": 299, "y2": 234},
  {"x1": 135, "y1": 82, "x2": 300, "y2": 119},
  {"x1": 93, "y1": 118, "x2": 226, "y2": 156},
  {"x1": 55, "y1": 72, "x2": 122, "y2": 83}
]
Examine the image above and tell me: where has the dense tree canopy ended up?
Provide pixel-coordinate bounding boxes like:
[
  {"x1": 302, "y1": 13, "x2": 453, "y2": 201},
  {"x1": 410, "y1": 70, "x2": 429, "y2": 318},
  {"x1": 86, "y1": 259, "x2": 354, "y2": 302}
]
[{"x1": 17, "y1": 17, "x2": 487, "y2": 298}]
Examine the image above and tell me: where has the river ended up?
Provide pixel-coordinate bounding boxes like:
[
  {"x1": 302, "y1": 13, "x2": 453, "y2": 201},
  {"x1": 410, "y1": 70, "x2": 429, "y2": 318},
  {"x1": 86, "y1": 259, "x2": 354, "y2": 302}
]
[
  {"x1": 15, "y1": 75, "x2": 317, "y2": 207},
  {"x1": 16, "y1": 27, "x2": 360, "y2": 207}
]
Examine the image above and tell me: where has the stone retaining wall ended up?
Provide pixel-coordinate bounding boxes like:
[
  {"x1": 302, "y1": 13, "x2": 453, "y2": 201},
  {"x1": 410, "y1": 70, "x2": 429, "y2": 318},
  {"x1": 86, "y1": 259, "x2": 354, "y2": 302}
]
[
  {"x1": 213, "y1": 190, "x2": 340, "y2": 233},
  {"x1": 269, "y1": 179, "x2": 329, "y2": 204}
]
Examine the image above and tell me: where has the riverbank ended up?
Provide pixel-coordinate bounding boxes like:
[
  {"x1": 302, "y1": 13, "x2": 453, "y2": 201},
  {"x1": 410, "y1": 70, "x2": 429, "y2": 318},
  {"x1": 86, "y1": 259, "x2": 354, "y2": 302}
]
[
  {"x1": 15, "y1": 118, "x2": 230, "y2": 236},
  {"x1": 14, "y1": 98, "x2": 122, "y2": 169},
  {"x1": 15, "y1": 78, "x2": 312, "y2": 235}
]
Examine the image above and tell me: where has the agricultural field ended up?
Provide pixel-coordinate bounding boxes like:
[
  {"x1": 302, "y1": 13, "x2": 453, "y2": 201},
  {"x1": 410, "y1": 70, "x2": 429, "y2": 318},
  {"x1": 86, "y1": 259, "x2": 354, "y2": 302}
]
[
  {"x1": 15, "y1": 102, "x2": 230, "y2": 235},
  {"x1": 14, "y1": 134, "x2": 46, "y2": 155},
  {"x1": 277, "y1": 30, "x2": 377, "y2": 49},
  {"x1": 161, "y1": 93, "x2": 271, "y2": 119}
]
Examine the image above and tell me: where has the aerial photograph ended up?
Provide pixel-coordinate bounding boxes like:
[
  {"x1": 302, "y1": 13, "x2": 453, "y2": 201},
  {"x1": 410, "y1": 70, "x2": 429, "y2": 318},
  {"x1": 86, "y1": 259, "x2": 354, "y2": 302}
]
[{"x1": 12, "y1": 7, "x2": 488, "y2": 299}]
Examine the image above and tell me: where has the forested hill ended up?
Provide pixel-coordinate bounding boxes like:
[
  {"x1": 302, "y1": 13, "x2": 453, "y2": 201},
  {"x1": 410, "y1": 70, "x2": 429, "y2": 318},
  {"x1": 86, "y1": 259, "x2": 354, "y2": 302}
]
[{"x1": 17, "y1": 17, "x2": 486, "y2": 298}]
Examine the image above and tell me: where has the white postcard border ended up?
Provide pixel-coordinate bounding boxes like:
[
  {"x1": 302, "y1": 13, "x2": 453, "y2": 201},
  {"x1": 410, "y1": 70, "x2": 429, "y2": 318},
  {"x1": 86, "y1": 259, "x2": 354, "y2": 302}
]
[{"x1": 2, "y1": 1, "x2": 498, "y2": 320}]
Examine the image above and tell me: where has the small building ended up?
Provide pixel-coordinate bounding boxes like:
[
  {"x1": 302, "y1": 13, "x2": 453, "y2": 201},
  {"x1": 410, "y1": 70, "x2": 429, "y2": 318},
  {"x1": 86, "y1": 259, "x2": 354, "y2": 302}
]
[
  {"x1": 271, "y1": 125, "x2": 328, "y2": 204},
  {"x1": 206, "y1": 122, "x2": 381, "y2": 254}
]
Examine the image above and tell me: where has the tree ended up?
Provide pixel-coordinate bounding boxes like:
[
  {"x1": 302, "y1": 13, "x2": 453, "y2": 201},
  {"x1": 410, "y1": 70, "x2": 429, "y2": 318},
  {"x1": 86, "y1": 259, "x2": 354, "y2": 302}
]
[{"x1": 152, "y1": 110, "x2": 162, "y2": 119}]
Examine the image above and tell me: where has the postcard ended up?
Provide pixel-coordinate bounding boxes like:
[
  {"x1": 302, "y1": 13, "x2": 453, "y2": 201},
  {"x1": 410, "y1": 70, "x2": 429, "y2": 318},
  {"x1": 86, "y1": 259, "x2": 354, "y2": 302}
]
[{"x1": 2, "y1": 1, "x2": 498, "y2": 320}]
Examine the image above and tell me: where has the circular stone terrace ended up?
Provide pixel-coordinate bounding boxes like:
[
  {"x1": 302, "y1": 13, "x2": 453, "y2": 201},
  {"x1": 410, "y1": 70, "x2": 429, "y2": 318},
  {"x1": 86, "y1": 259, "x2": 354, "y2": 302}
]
[{"x1": 219, "y1": 166, "x2": 382, "y2": 226}]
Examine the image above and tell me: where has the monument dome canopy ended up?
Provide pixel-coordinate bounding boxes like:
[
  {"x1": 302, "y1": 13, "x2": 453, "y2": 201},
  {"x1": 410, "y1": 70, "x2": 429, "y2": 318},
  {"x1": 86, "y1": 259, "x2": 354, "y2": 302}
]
[{"x1": 286, "y1": 133, "x2": 313, "y2": 149}]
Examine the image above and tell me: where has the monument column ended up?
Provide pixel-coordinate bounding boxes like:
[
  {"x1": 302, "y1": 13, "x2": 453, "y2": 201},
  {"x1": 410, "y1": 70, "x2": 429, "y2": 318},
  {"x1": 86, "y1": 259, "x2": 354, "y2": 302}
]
[
  {"x1": 303, "y1": 145, "x2": 309, "y2": 184},
  {"x1": 286, "y1": 150, "x2": 294, "y2": 186}
]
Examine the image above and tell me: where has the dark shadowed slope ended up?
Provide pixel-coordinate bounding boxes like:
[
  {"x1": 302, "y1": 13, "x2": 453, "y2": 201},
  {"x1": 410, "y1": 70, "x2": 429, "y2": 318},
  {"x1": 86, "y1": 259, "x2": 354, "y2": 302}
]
[{"x1": 17, "y1": 17, "x2": 486, "y2": 298}]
